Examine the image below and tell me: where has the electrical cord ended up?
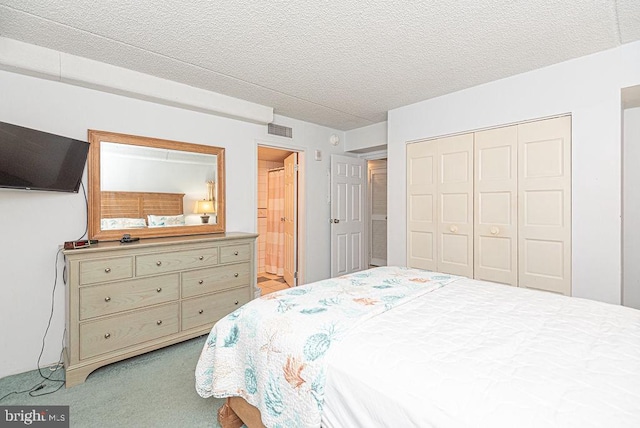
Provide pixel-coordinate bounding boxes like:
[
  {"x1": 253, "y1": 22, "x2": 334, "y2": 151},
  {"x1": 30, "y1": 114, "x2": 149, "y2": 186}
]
[
  {"x1": 1, "y1": 181, "x2": 86, "y2": 402},
  {"x1": 0, "y1": 249, "x2": 66, "y2": 402}
]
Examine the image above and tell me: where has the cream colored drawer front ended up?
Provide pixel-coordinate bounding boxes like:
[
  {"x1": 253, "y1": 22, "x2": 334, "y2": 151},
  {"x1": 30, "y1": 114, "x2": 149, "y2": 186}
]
[
  {"x1": 79, "y1": 303, "x2": 179, "y2": 360},
  {"x1": 181, "y1": 262, "x2": 250, "y2": 298},
  {"x1": 181, "y1": 287, "x2": 250, "y2": 331},
  {"x1": 219, "y1": 243, "x2": 251, "y2": 264},
  {"x1": 79, "y1": 274, "x2": 180, "y2": 320},
  {"x1": 136, "y1": 247, "x2": 218, "y2": 276},
  {"x1": 80, "y1": 257, "x2": 133, "y2": 285}
]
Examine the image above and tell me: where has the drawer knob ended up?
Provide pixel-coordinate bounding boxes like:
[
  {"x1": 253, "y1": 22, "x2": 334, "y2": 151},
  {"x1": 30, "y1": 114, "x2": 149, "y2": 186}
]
[
  {"x1": 198, "y1": 279, "x2": 204, "y2": 285},
  {"x1": 198, "y1": 309, "x2": 204, "y2": 314},
  {"x1": 234, "y1": 273, "x2": 239, "y2": 278},
  {"x1": 156, "y1": 287, "x2": 162, "y2": 293},
  {"x1": 104, "y1": 268, "x2": 111, "y2": 273},
  {"x1": 234, "y1": 251, "x2": 239, "y2": 256},
  {"x1": 156, "y1": 320, "x2": 163, "y2": 325},
  {"x1": 156, "y1": 261, "x2": 162, "y2": 266},
  {"x1": 199, "y1": 255, "x2": 204, "y2": 260},
  {"x1": 234, "y1": 300, "x2": 239, "y2": 305},
  {"x1": 104, "y1": 296, "x2": 111, "y2": 302},
  {"x1": 104, "y1": 333, "x2": 111, "y2": 339}
]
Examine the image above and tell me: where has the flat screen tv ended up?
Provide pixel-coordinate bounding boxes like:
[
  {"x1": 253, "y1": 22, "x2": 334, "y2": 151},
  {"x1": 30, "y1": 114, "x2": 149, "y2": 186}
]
[{"x1": 0, "y1": 121, "x2": 89, "y2": 193}]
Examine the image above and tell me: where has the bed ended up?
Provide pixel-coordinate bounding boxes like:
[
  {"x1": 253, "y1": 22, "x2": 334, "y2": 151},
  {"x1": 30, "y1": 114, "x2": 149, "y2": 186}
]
[{"x1": 195, "y1": 266, "x2": 640, "y2": 428}]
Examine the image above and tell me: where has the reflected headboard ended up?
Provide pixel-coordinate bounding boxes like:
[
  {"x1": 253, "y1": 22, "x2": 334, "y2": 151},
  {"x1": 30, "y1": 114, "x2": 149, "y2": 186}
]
[{"x1": 101, "y1": 191, "x2": 185, "y2": 219}]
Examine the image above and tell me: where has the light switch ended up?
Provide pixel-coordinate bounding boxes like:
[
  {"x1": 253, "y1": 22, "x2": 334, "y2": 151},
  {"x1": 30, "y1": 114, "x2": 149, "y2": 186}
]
[{"x1": 315, "y1": 150, "x2": 322, "y2": 161}]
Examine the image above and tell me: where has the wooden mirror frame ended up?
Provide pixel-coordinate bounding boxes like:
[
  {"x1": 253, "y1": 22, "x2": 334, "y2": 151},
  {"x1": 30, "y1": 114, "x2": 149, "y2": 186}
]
[{"x1": 88, "y1": 130, "x2": 225, "y2": 241}]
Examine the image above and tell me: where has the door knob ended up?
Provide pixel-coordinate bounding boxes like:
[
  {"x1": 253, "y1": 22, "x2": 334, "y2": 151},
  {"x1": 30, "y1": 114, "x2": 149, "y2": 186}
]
[
  {"x1": 449, "y1": 225, "x2": 458, "y2": 233},
  {"x1": 490, "y1": 227, "x2": 500, "y2": 235},
  {"x1": 330, "y1": 219, "x2": 340, "y2": 224}
]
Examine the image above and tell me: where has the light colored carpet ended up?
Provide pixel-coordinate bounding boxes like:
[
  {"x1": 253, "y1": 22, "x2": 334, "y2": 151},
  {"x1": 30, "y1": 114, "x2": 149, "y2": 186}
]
[{"x1": 0, "y1": 336, "x2": 224, "y2": 427}]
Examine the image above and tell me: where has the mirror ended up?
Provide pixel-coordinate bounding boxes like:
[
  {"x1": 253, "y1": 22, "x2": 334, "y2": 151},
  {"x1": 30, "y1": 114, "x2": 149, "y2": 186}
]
[{"x1": 88, "y1": 130, "x2": 225, "y2": 240}]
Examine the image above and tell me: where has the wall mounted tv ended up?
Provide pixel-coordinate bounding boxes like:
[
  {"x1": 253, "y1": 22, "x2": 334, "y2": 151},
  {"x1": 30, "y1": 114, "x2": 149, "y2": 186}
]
[{"x1": 0, "y1": 121, "x2": 89, "y2": 193}]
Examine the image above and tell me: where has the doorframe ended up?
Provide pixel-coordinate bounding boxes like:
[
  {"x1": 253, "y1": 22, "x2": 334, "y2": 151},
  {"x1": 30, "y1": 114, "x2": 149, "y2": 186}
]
[
  {"x1": 357, "y1": 150, "x2": 388, "y2": 269},
  {"x1": 256, "y1": 140, "x2": 306, "y2": 286}
]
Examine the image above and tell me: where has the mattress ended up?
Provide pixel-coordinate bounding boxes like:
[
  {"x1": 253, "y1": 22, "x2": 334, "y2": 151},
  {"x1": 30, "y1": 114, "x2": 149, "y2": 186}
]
[{"x1": 321, "y1": 277, "x2": 640, "y2": 427}]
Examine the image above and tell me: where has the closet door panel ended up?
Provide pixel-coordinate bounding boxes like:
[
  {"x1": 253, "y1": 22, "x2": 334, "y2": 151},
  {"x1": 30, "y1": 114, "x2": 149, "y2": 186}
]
[
  {"x1": 518, "y1": 116, "x2": 571, "y2": 295},
  {"x1": 437, "y1": 134, "x2": 473, "y2": 277},
  {"x1": 407, "y1": 141, "x2": 438, "y2": 270},
  {"x1": 474, "y1": 125, "x2": 518, "y2": 285}
]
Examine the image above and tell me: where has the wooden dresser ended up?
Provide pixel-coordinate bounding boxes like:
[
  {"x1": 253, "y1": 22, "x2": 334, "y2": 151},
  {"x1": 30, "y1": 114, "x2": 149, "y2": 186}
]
[{"x1": 63, "y1": 232, "x2": 257, "y2": 387}]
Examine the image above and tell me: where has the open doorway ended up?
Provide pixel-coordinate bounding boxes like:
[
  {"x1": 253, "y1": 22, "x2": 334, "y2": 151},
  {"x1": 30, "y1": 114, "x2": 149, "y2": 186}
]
[
  {"x1": 257, "y1": 145, "x2": 301, "y2": 296},
  {"x1": 368, "y1": 159, "x2": 387, "y2": 267}
]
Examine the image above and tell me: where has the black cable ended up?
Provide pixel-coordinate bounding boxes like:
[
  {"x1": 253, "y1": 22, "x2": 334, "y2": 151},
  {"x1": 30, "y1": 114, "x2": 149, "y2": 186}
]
[
  {"x1": 1, "y1": 183, "x2": 84, "y2": 403},
  {"x1": 0, "y1": 249, "x2": 66, "y2": 402},
  {"x1": 29, "y1": 330, "x2": 66, "y2": 398},
  {"x1": 2, "y1": 181, "x2": 85, "y2": 402}
]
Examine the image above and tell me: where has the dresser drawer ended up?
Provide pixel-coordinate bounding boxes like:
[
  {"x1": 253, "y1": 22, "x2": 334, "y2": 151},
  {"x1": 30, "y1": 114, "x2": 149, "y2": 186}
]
[
  {"x1": 79, "y1": 274, "x2": 180, "y2": 320},
  {"x1": 79, "y1": 303, "x2": 179, "y2": 360},
  {"x1": 181, "y1": 262, "x2": 250, "y2": 298},
  {"x1": 181, "y1": 287, "x2": 251, "y2": 331},
  {"x1": 136, "y1": 247, "x2": 218, "y2": 276},
  {"x1": 80, "y1": 257, "x2": 133, "y2": 285},
  {"x1": 219, "y1": 243, "x2": 251, "y2": 264}
]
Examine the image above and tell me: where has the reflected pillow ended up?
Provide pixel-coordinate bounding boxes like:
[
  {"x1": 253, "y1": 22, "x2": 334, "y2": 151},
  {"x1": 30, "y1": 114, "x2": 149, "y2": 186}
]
[
  {"x1": 147, "y1": 214, "x2": 186, "y2": 227},
  {"x1": 101, "y1": 217, "x2": 147, "y2": 230}
]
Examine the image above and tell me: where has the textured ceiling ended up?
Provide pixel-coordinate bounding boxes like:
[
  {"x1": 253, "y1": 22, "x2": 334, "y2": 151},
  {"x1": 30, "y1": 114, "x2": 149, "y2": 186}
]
[{"x1": 1, "y1": 1, "x2": 639, "y2": 130}]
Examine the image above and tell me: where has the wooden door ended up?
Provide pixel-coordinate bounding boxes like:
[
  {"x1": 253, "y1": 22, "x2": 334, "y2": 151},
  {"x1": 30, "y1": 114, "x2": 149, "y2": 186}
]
[
  {"x1": 283, "y1": 153, "x2": 297, "y2": 286},
  {"x1": 518, "y1": 116, "x2": 571, "y2": 295},
  {"x1": 331, "y1": 155, "x2": 366, "y2": 276},
  {"x1": 437, "y1": 134, "x2": 474, "y2": 277},
  {"x1": 407, "y1": 141, "x2": 438, "y2": 270},
  {"x1": 474, "y1": 125, "x2": 518, "y2": 285}
]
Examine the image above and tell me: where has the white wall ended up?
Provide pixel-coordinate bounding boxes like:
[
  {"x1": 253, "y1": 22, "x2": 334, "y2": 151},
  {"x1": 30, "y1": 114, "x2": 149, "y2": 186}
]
[
  {"x1": 623, "y1": 107, "x2": 640, "y2": 309},
  {"x1": 387, "y1": 41, "x2": 640, "y2": 305},
  {"x1": 344, "y1": 121, "x2": 388, "y2": 152},
  {"x1": 0, "y1": 69, "x2": 345, "y2": 378}
]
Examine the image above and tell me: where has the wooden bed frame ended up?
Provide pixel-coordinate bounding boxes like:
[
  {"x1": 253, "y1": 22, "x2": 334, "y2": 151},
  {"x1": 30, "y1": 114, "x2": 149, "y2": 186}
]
[
  {"x1": 101, "y1": 190, "x2": 185, "y2": 220},
  {"x1": 218, "y1": 397, "x2": 265, "y2": 428}
]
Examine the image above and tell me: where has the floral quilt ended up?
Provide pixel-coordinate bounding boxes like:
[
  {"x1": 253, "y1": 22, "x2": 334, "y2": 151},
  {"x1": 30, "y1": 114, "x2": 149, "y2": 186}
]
[{"x1": 195, "y1": 266, "x2": 461, "y2": 427}]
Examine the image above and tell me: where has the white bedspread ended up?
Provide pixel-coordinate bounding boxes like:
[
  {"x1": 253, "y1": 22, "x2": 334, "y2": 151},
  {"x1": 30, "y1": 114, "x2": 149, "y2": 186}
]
[
  {"x1": 322, "y1": 277, "x2": 640, "y2": 428},
  {"x1": 195, "y1": 267, "x2": 462, "y2": 427}
]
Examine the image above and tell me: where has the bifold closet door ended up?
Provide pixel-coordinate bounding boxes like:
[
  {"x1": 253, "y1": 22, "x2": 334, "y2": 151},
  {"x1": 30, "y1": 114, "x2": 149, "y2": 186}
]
[
  {"x1": 474, "y1": 125, "x2": 518, "y2": 285},
  {"x1": 518, "y1": 116, "x2": 571, "y2": 295},
  {"x1": 437, "y1": 134, "x2": 474, "y2": 277},
  {"x1": 407, "y1": 141, "x2": 437, "y2": 270}
]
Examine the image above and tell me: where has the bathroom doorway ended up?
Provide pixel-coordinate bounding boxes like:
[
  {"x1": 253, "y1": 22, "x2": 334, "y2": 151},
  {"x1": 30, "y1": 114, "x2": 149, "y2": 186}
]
[{"x1": 257, "y1": 145, "x2": 301, "y2": 295}]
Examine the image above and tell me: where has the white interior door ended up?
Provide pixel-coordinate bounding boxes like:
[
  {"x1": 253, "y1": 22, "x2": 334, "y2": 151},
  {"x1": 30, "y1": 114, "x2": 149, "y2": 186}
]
[
  {"x1": 369, "y1": 160, "x2": 387, "y2": 267},
  {"x1": 283, "y1": 153, "x2": 297, "y2": 286},
  {"x1": 331, "y1": 154, "x2": 366, "y2": 277},
  {"x1": 474, "y1": 125, "x2": 518, "y2": 285},
  {"x1": 518, "y1": 116, "x2": 571, "y2": 295},
  {"x1": 407, "y1": 141, "x2": 438, "y2": 270},
  {"x1": 437, "y1": 133, "x2": 474, "y2": 277}
]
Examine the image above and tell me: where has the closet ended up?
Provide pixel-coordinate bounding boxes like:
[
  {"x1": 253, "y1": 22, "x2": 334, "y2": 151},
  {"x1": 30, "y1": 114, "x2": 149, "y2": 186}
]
[{"x1": 407, "y1": 116, "x2": 571, "y2": 295}]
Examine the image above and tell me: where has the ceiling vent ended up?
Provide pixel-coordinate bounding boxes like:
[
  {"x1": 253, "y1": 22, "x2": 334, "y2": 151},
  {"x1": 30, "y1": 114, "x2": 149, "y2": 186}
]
[{"x1": 268, "y1": 123, "x2": 293, "y2": 138}]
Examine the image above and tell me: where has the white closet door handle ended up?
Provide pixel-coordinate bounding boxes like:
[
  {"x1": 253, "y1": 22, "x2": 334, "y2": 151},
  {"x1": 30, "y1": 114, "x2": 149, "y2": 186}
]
[
  {"x1": 449, "y1": 225, "x2": 458, "y2": 233},
  {"x1": 490, "y1": 227, "x2": 500, "y2": 235}
]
